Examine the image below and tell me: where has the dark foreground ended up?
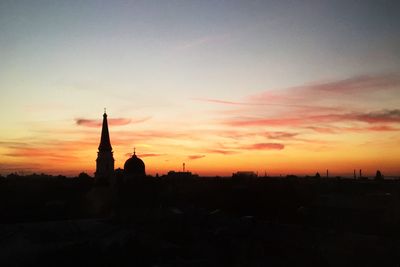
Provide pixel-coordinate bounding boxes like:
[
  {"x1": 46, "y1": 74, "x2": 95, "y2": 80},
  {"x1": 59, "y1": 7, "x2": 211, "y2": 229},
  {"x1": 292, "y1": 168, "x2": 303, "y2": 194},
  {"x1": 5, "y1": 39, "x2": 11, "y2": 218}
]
[
  {"x1": 2, "y1": 216, "x2": 399, "y2": 267},
  {"x1": 1, "y1": 174, "x2": 400, "y2": 266}
]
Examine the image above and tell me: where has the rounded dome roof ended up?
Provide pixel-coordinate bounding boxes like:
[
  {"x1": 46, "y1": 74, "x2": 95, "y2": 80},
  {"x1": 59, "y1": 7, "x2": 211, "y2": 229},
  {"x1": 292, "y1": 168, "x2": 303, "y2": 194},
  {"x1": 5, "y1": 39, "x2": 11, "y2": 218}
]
[{"x1": 124, "y1": 152, "x2": 145, "y2": 176}]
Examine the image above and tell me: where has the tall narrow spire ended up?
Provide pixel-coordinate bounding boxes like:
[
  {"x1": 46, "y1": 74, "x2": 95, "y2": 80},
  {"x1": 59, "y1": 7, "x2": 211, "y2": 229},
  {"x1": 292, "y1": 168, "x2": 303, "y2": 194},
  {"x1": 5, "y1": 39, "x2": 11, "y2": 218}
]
[
  {"x1": 95, "y1": 109, "x2": 115, "y2": 183},
  {"x1": 98, "y1": 111, "x2": 112, "y2": 152}
]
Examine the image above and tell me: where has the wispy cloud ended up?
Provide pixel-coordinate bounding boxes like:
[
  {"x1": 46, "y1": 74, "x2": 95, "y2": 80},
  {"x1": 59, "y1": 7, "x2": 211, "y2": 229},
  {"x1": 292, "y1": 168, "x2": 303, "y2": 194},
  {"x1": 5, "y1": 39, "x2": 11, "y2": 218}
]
[
  {"x1": 5, "y1": 147, "x2": 79, "y2": 161},
  {"x1": 224, "y1": 109, "x2": 400, "y2": 127},
  {"x1": 188, "y1": 155, "x2": 205, "y2": 160},
  {"x1": 242, "y1": 143, "x2": 284, "y2": 150},
  {"x1": 224, "y1": 117, "x2": 303, "y2": 127},
  {"x1": 250, "y1": 73, "x2": 400, "y2": 104},
  {"x1": 356, "y1": 109, "x2": 400, "y2": 123},
  {"x1": 139, "y1": 153, "x2": 165, "y2": 158},
  {"x1": 193, "y1": 73, "x2": 400, "y2": 159},
  {"x1": 306, "y1": 125, "x2": 400, "y2": 134},
  {"x1": 264, "y1": 132, "x2": 298, "y2": 139},
  {"x1": 206, "y1": 149, "x2": 238, "y2": 155},
  {"x1": 76, "y1": 118, "x2": 130, "y2": 127},
  {"x1": 75, "y1": 117, "x2": 151, "y2": 128},
  {"x1": 216, "y1": 130, "x2": 299, "y2": 141},
  {"x1": 199, "y1": 73, "x2": 400, "y2": 129},
  {"x1": 193, "y1": 97, "x2": 339, "y2": 111},
  {"x1": 295, "y1": 74, "x2": 400, "y2": 94},
  {"x1": 366, "y1": 125, "x2": 399, "y2": 131},
  {"x1": 193, "y1": 98, "x2": 250, "y2": 106}
]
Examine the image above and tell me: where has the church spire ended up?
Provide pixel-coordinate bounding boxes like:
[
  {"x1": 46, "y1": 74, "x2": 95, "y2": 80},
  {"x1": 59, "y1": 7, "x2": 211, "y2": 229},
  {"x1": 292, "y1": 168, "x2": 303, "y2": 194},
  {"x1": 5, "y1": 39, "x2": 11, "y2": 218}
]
[
  {"x1": 98, "y1": 110, "x2": 112, "y2": 152},
  {"x1": 95, "y1": 109, "x2": 115, "y2": 183}
]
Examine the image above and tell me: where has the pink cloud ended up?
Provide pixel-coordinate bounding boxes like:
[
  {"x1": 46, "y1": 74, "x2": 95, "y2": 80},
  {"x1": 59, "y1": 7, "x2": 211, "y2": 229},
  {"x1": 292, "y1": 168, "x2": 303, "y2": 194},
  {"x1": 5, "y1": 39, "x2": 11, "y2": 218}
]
[
  {"x1": 366, "y1": 125, "x2": 399, "y2": 131},
  {"x1": 206, "y1": 149, "x2": 238, "y2": 155},
  {"x1": 298, "y1": 74, "x2": 400, "y2": 94},
  {"x1": 194, "y1": 97, "x2": 338, "y2": 111},
  {"x1": 225, "y1": 109, "x2": 400, "y2": 128},
  {"x1": 263, "y1": 132, "x2": 298, "y2": 139},
  {"x1": 192, "y1": 74, "x2": 400, "y2": 152},
  {"x1": 243, "y1": 143, "x2": 284, "y2": 150},
  {"x1": 5, "y1": 147, "x2": 79, "y2": 161},
  {"x1": 188, "y1": 155, "x2": 205, "y2": 160},
  {"x1": 306, "y1": 126, "x2": 339, "y2": 134},
  {"x1": 216, "y1": 130, "x2": 299, "y2": 141},
  {"x1": 193, "y1": 98, "x2": 252, "y2": 106},
  {"x1": 251, "y1": 73, "x2": 400, "y2": 104},
  {"x1": 356, "y1": 110, "x2": 400, "y2": 124},
  {"x1": 202, "y1": 74, "x2": 400, "y2": 132},
  {"x1": 225, "y1": 117, "x2": 303, "y2": 127},
  {"x1": 306, "y1": 125, "x2": 399, "y2": 134}
]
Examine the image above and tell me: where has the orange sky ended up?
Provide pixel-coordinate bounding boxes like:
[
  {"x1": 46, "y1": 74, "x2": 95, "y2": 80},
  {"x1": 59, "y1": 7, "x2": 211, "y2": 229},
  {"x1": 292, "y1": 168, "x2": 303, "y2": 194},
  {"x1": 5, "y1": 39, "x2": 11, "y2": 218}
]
[
  {"x1": 2, "y1": 74, "x2": 400, "y2": 177},
  {"x1": 1, "y1": 2, "x2": 400, "y2": 177}
]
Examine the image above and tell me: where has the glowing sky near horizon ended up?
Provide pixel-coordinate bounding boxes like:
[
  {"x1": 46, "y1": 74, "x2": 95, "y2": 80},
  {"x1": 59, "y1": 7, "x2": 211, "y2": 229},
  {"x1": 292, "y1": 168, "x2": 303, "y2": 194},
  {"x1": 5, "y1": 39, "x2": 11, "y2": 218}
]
[{"x1": 1, "y1": 0, "x2": 400, "y2": 177}]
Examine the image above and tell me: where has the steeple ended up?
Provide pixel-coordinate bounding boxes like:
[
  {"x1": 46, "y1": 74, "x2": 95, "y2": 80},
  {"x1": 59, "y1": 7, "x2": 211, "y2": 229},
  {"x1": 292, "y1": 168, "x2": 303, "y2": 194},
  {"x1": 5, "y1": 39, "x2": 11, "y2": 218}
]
[
  {"x1": 98, "y1": 111, "x2": 112, "y2": 152},
  {"x1": 95, "y1": 109, "x2": 115, "y2": 183}
]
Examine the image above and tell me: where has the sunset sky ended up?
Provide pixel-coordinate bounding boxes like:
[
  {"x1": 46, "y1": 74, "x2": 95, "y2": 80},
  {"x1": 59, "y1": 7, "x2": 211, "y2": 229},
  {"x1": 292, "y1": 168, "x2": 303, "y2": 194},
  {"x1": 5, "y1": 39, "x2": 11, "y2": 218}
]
[{"x1": 1, "y1": 0, "x2": 400, "y2": 177}]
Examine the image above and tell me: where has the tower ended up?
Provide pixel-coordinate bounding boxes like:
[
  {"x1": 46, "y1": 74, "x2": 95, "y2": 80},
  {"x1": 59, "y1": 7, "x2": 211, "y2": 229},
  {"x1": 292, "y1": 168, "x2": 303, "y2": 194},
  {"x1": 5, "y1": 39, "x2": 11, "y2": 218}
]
[{"x1": 95, "y1": 109, "x2": 115, "y2": 184}]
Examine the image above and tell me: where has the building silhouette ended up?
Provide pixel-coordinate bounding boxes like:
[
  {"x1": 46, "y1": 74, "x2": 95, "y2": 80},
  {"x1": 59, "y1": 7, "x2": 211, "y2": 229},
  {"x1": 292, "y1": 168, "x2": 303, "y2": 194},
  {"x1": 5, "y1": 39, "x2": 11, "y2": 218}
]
[
  {"x1": 94, "y1": 110, "x2": 146, "y2": 184},
  {"x1": 95, "y1": 110, "x2": 115, "y2": 184},
  {"x1": 124, "y1": 148, "x2": 146, "y2": 180},
  {"x1": 232, "y1": 171, "x2": 258, "y2": 179}
]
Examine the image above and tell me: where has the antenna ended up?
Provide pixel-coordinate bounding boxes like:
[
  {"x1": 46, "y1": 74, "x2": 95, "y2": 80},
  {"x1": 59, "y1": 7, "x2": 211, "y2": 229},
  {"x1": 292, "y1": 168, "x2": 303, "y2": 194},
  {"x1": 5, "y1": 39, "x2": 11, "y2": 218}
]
[
  {"x1": 183, "y1": 162, "x2": 185, "y2": 172},
  {"x1": 104, "y1": 107, "x2": 106, "y2": 114},
  {"x1": 133, "y1": 147, "x2": 136, "y2": 155}
]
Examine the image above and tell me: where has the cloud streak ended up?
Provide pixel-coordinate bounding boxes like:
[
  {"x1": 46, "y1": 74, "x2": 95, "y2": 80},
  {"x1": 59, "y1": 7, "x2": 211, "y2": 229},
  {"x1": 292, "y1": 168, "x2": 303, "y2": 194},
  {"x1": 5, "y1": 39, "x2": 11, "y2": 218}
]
[
  {"x1": 251, "y1": 73, "x2": 400, "y2": 104},
  {"x1": 188, "y1": 155, "x2": 205, "y2": 160},
  {"x1": 206, "y1": 149, "x2": 238, "y2": 155},
  {"x1": 199, "y1": 73, "x2": 400, "y2": 136},
  {"x1": 76, "y1": 117, "x2": 151, "y2": 128},
  {"x1": 5, "y1": 147, "x2": 79, "y2": 161},
  {"x1": 196, "y1": 74, "x2": 400, "y2": 112},
  {"x1": 139, "y1": 153, "x2": 165, "y2": 158},
  {"x1": 264, "y1": 132, "x2": 298, "y2": 139},
  {"x1": 242, "y1": 143, "x2": 284, "y2": 150},
  {"x1": 307, "y1": 125, "x2": 400, "y2": 134},
  {"x1": 296, "y1": 74, "x2": 400, "y2": 94},
  {"x1": 225, "y1": 109, "x2": 400, "y2": 127},
  {"x1": 356, "y1": 109, "x2": 400, "y2": 123}
]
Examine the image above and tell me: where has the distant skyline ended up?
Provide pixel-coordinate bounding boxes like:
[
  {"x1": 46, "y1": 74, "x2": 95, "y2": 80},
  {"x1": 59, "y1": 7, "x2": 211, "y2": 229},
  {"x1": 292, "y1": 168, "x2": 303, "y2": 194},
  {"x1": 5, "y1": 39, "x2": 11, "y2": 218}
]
[{"x1": 1, "y1": 1, "x2": 400, "y2": 176}]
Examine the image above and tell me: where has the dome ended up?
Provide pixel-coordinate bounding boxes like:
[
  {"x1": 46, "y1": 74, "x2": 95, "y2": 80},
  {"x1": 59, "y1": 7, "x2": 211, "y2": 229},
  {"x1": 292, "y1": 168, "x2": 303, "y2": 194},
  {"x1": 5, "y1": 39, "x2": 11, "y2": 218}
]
[{"x1": 124, "y1": 152, "x2": 146, "y2": 177}]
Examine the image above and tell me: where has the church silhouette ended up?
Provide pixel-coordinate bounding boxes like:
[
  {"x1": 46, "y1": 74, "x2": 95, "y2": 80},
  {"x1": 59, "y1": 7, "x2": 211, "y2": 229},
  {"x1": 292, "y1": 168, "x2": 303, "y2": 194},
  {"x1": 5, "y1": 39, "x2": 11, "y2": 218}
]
[{"x1": 95, "y1": 110, "x2": 146, "y2": 185}]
